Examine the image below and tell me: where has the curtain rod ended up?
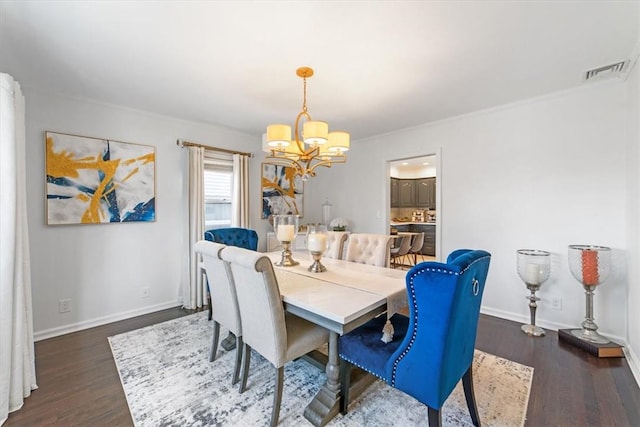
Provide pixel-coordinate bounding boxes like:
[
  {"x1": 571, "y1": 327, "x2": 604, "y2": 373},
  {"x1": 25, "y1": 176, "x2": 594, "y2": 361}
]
[{"x1": 176, "y1": 139, "x2": 253, "y2": 157}]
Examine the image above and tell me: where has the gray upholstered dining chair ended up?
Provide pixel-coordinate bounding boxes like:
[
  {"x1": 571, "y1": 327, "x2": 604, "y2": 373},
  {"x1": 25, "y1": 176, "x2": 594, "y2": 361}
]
[
  {"x1": 193, "y1": 240, "x2": 243, "y2": 385},
  {"x1": 325, "y1": 231, "x2": 349, "y2": 259},
  {"x1": 390, "y1": 234, "x2": 412, "y2": 268},
  {"x1": 407, "y1": 232, "x2": 425, "y2": 265},
  {"x1": 344, "y1": 233, "x2": 393, "y2": 268},
  {"x1": 220, "y1": 246, "x2": 330, "y2": 427}
]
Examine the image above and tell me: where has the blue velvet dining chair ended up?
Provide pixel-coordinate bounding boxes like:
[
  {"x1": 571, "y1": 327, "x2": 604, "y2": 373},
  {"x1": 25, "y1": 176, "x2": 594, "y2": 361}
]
[
  {"x1": 203, "y1": 227, "x2": 258, "y2": 348},
  {"x1": 205, "y1": 227, "x2": 259, "y2": 252},
  {"x1": 338, "y1": 249, "x2": 492, "y2": 427}
]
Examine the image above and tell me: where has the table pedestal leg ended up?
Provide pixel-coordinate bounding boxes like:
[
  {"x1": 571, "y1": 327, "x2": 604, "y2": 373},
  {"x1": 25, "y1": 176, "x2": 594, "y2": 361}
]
[{"x1": 304, "y1": 331, "x2": 341, "y2": 426}]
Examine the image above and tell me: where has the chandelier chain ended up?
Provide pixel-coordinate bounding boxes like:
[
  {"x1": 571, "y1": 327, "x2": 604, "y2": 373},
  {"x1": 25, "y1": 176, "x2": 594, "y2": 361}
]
[{"x1": 302, "y1": 76, "x2": 308, "y2": 114}]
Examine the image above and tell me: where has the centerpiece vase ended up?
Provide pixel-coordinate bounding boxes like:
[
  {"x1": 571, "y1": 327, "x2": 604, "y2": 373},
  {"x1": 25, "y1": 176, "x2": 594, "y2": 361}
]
[
  {"x1": 307, "y1": 225, "x2": 328, "y2": 273},
  {"x1": 274, "y1": 215, "x2": 299, "y2": 267}
]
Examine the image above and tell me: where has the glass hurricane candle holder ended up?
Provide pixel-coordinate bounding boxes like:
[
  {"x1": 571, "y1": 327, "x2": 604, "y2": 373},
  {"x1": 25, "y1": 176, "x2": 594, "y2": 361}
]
[
  {"x1": 517, "y1": 249, "x2": 551, "y2": 337},
  {"x1": 321, "y1": 199, "x2": 332, "y2": 226},
  {"x1": 274, "y1": 214, "x2": 299, "y2": 267},
  {"x1": 307, "y1": 225, "x2": 328, "y2": 273},
  {"x1": 568, "y1": 245, "x2": 611, "y2": 344}
]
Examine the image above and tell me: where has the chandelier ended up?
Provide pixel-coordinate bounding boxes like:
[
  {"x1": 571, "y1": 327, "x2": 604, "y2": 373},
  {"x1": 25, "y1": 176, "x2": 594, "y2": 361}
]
[{"x1": 262, "y1": 67, "x2": 350, "y2": 181}]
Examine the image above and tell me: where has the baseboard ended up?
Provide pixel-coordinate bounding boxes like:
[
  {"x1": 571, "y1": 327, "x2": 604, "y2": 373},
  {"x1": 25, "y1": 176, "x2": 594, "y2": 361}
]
[
  {"x1": 623, "y1": 343, "x2": 640, "y2": 389},
  {"x1": 480, "y1": 306, "x2": 576, "y2": 333},
  {"x1": 34, "y1": 300, "x2": 183, "y2": 341},
  {"x1": 33, "y1": 301, "x2": 640, "y2": 389},
  {"x1": 480, "y1": 306, "x2": 639, "y2": 387},
  {"x1": 480, "y1": 306, "x2": 627, "y2": 344}
]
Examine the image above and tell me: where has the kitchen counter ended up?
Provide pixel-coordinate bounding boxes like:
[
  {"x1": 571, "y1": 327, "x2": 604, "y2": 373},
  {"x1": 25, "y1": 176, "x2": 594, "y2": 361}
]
[
  {"x1": 390, "y1": 222, "x2": 436, "y2": 256},
  {"x1": 390, "y1": 221, "x2": 436, "y2": 226}
]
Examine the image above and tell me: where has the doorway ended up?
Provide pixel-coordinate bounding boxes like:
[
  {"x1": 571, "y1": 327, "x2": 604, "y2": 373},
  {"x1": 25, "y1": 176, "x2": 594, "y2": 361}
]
[{"x1": 388, "y1": 154, "x2": 438, "y2": 261}]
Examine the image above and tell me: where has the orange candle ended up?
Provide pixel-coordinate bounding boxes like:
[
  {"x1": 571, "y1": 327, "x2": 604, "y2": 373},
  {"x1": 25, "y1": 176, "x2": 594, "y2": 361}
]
[{"x1": 582, "y1": 249, "x2": 599, "y2": 286}]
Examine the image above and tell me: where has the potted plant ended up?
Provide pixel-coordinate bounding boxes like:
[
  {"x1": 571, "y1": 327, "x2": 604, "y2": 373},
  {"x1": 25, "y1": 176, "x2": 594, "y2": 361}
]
[{"x1": 330, "y1": 218, "x2": 348, "y2": 232}]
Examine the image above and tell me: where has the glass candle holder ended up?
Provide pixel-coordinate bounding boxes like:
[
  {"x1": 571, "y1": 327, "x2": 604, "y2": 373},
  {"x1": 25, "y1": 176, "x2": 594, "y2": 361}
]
[
  {"x1": 321, "y1": 199, "x2": 332, "y2": 226},
  {"x1": 274, "y1": 214, "x2": 299, "y2": 267},
  {"x1": 307, "y1": 225, "x2": 328, "y2": 273},
  {"x1": 568, "y1": 245, "x2": 611, "y2": 344},
  {"x1": 517, "y1": 249, "x2": 551, "y2": 337}
]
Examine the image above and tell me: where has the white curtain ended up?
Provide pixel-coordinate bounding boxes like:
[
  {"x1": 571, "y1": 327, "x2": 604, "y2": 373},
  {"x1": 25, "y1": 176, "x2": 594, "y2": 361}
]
[
  {"x1": 181, "y1": 146, "x2": 205, "y2": 309},
  {"x1": 231, "y1": 153, "x2": 250, "y2": 228},
  {"x1": 0, "y1": 73, "x2": 36, "y2": 425}
]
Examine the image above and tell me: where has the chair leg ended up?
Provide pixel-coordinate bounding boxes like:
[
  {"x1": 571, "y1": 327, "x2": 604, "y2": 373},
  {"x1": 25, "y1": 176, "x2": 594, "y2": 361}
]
[
  {"x1": 209, "y1": 321, "x2": 220, "y2": 362},
  {"x1": 462, "y1": 365, "x2": 481, "y2": 427},
  {"x1": 232, "y1": 335, "x2": 243, "y2": 385},
  {"x1": 270, "y1": 366, "x2": 284, "y2": 427},
  {"x1": 239, "y1": 343, "x2": 251, "y2": 393},
  {"x1": 339, "y1": 359, "x2": 352, "y2": 414},
  {"x1": 206, "y1": 282, "x2": 212, "y2": 321},
  {"x1": 428, "y1": 407, "x2": 441, "y2": 427}
]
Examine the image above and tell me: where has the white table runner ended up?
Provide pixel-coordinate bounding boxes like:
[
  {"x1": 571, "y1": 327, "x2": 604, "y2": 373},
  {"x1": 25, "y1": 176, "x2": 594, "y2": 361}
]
[{"x1": 266, "y1": 251, "x2": 407, "y2": 340}]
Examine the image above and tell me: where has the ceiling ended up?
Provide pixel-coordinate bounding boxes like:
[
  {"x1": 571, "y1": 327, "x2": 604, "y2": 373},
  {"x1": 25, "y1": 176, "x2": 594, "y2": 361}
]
[
  {"x1": 1, "y1": 1, "x2": 638, "y2": 141},
  {"x1": 390, "y1": 155, "x2": 435, "y2": 176}
]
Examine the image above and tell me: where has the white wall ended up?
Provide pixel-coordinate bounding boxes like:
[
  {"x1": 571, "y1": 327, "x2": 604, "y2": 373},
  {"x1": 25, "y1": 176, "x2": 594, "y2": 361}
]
[
  {"x1": 25, "y1": 89, "x2": 262, "y2": 339},
  {"x1": 307, "y1": 82, "x2": 631, "y2": 348},
  {"x1": 625, "y1": 50, "x2": 640, "y2": 381}
]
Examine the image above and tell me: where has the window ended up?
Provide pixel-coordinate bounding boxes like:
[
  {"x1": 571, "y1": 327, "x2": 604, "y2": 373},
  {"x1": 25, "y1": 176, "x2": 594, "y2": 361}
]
[{"x1": 204, "y1": 157, "x2": 233, "y2": 230}]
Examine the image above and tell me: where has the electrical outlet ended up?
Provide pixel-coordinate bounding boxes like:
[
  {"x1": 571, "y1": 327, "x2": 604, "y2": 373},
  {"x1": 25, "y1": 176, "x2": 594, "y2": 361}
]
[
  {"x1": 551, "y1": 296, "x2": 562, "y2": 311},
  {"x1": 141, "y1": 287, "x2": 150, "y2": 298},
  {"x1": 59, "y1": 299, "x2": 71, "y2": 313}
]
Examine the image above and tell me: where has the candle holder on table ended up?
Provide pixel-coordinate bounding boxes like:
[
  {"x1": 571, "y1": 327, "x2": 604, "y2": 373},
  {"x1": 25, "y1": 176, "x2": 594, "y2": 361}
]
[
  {"x1": 274, "y1": 215, "x2": 299, "y2": 267},
  {"x1": 307, "y1": 225, "x2": 328, "y2": 273},
  {"x1": 568, "y1": 245, "x2": 611, "y2": 344},
  {"x1": 517, "y1": 249, "x2": 551, "y2": 337}
]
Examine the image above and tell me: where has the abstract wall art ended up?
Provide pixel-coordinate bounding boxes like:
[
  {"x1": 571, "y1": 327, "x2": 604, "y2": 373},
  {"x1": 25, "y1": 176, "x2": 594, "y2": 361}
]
[
  {"x1": 45, "y1": 131, "x2": 156, "y2": 225},
  {"x1": 261, "y1": 164, "x2": 303, "y2": 219}
]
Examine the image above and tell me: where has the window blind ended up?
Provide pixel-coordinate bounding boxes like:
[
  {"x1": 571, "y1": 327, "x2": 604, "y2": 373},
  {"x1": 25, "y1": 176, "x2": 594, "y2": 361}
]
[{"x1": 204, "y1": 155, "x2": 233, "y2": 229}]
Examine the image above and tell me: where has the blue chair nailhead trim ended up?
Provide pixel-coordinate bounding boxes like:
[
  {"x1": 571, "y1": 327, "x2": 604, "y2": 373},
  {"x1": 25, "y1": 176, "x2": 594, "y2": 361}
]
[
  {"x1": 390, "y1": 276, "x2": 419, "y2": 385},
  {"x1": 339, "y1": 356, "x2": 388, "y2": 383}
]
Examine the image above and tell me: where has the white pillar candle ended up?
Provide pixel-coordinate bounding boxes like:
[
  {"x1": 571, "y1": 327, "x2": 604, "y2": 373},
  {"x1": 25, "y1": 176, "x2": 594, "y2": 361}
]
[
  {"x1": 308, "y1": 233, "x2": 327, "y2": 252},
  {"x1": 276, "y1": 224, "x2": 295, "y2": 242},
  {"x1": 526, "y1": 263, "x2": 540, "y2": 285}
]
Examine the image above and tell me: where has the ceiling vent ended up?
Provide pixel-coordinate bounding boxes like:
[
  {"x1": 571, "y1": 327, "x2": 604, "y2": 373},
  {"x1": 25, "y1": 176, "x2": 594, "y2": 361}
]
[{"x1": 583, "y1": 61, "x2": 628, "y2": 82}]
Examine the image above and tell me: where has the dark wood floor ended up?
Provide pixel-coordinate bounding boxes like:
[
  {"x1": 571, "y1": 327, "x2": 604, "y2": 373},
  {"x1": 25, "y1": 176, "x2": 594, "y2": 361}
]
[{"x1": 5, "y1": 307, "x2": 639, "y2": 426}]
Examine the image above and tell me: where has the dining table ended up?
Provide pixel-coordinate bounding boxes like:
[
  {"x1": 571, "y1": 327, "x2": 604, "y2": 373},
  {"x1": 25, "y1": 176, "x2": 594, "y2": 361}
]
[{"x1": 265, "y1": 250, "x2": 408, "y2": 427}]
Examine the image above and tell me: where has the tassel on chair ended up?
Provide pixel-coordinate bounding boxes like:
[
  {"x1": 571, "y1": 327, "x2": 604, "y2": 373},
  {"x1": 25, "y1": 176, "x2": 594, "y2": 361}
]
[{"x1": 381, "y1": 319, "x2": 394, "y2": 343}]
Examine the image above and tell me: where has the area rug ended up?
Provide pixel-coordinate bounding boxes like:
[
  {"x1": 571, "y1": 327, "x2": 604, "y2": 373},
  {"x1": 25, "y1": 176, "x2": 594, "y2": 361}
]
[{"x1": 109, "y1": 312, "x2": 533, "y2": 426}]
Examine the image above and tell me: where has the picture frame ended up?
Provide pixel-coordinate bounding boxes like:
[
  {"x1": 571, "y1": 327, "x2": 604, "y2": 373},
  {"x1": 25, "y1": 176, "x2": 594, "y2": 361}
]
[
  {"x1": 45, "y1": 131, "x2": 156, "y2": 225},
  {"x1": 261, "y1": 163, "x2": 304, "y2": 219}
]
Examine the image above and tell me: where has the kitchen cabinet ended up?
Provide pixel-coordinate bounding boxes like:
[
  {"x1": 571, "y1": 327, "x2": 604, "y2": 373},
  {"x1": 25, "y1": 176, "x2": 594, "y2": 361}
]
[
  {"x1": 390, "y1": 177, "x2": 436, "y2": 209},
  {"x1": 415, "y1": 177, "x2": 436, "y2": 209},
  {"x1": 398, "y1": 179, "x2": 415, "y2": 207},
  {"x1": 394, "y1": 224, "x2": 411, "y2": 233},
  {"x1": 410, "y1": 224, "x2": 436, "y2": 256},
  {"x1": 390, "y1": 178, "x2": 399, "y2": 208}
]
